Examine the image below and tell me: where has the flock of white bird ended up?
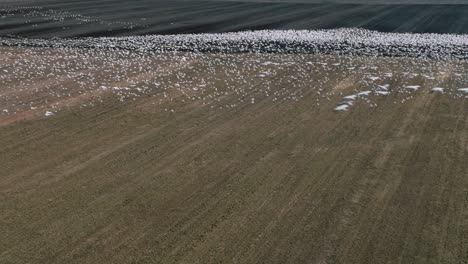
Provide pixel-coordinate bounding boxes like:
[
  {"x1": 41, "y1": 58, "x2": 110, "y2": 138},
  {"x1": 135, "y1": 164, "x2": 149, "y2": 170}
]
[
  {"x1": 1, "y1": 29, "x2": 468, "y2": 118},
  {"x1": 2, "y1": 29, "x2": 468, "y2": 59}
]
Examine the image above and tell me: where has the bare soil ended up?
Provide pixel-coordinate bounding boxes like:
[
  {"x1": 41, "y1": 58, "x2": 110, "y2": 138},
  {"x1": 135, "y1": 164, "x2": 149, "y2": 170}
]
[{"x1": 0, "y1": 47, "x2": 467, "y2": 264}]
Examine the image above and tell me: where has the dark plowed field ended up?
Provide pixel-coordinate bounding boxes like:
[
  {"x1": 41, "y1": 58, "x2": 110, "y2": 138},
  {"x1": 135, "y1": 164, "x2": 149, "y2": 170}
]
[{"x1": 2, "y1": 0, "x2": 468, "y2": 38}]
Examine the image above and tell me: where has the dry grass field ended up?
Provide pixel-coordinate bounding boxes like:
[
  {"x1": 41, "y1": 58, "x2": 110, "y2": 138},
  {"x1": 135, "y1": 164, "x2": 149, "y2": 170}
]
[{"x1": 0, "y1": 47, "x2": 468, "y2": 263}]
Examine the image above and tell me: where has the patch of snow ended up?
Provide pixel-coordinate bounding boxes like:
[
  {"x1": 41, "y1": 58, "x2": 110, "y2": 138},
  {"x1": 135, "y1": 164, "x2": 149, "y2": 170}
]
[
  {"x1": 343, "y1": 95, "x2": 357, "y2": 100},
  {"x1": 377, "y1": 84, "x2": 390, "y2": 91},
  {"x1": 356, "y1": 91, "x2": 372, "y2": 96},
  {"x1": 334, "y1": 104, "x2": 350, "y2": 111},
  {"x1": 431, "y1": 87, "x2": 445, "y2": 93},
  {"x1": 405, "y1": 85, "x2": 420, "y2": 91},
  {"x1": 374, "y1": 91, "x2": 390, "y2": 95}
]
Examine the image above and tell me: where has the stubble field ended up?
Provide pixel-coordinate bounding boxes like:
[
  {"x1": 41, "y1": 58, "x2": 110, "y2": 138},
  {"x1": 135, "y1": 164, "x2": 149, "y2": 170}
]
[{"x1": 0, "y1": 47, "x2": 468, "y2": 263}]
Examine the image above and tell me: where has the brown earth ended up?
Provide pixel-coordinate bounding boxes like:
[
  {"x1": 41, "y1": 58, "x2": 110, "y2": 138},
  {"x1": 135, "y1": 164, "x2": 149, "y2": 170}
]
[{"x1": 0, "y1": 47, "x2": 467, "y2": 264}]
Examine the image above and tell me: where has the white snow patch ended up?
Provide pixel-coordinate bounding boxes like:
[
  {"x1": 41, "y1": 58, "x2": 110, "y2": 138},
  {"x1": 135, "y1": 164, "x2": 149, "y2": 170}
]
[
  {"x1": 431, "y1": 87, "x2": 445, "y2": 93},
  {"x1": 356, "y1": 91, "x2": 372, "y2": 96},
  {"x1": 343, "y1": 95, "x2": 357, "y2": 100},
  {"x1": 405, "y1": 85, "x2": 420, "y2": 91},
  {"x1": 334, "y1": 104, "x2": 350, "y2": 111},
  {"x1": 377, "y1": 84, "x2": 390, "y2": 91},
  {"x1": 374, "y1": 91, "x2": 390, "y2": 95}
]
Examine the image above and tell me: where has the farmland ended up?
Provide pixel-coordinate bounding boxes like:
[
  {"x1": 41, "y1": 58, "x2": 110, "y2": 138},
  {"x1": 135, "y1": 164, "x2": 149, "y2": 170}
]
[
  {"x1": 2, "y1": 0, "x2": 468, "y2": 38},
  {"x1": 1, "y1": 46, "x2": 467, "y2": 263}
]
